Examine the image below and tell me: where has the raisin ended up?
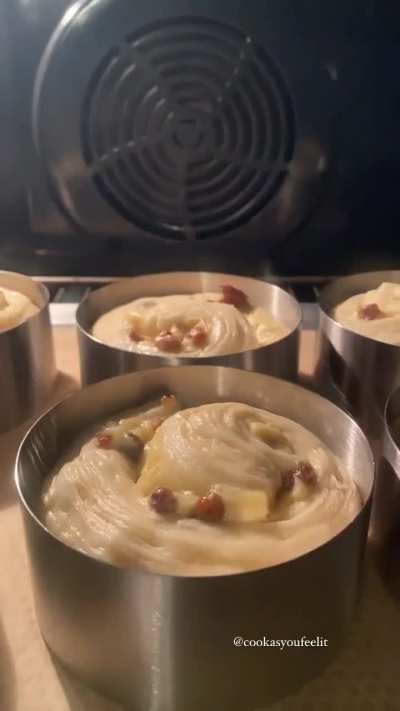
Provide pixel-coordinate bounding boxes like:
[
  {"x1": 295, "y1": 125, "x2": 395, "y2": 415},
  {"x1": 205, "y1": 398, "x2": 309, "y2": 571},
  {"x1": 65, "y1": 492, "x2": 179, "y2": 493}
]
[
  {"x1": 96, "y1": 433, "x2": 113, "y2": 449},
  {"x1": 220, "y1": 284, "x2": 249, "y2": 308},
  {"x1": 188, "y1": 325, "x2": 208, "y2": 347},
  {"x1": 155, "y1": 331, "x2": 182, "y2": 352},
  {"x1": 280, "y1": 461, "x2": 316, "y2": 493},
  {"x1": 129, "y1": 330, "x2": 142, "y2": 342},
  {"x1": 358, "y1": 303, "x2": 384, "y2": 321},
  {"x1": 280, "y1": 470, "x2": 295, "y2": 492},
  {"x1": 296, "y1": 461, "x2": 316, "y2": 484},
  {"x1": 149, "y1": 487, "x2": 177, "y2": 514},
  {"x1": 194, "y1": 492, "x2": 225, "y2": 523}
]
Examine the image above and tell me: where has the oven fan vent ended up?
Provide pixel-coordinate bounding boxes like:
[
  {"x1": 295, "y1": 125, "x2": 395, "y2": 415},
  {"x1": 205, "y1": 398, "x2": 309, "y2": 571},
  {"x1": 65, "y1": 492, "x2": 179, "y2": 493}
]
[{"x1": 81, "y1": 17, "x2": 295, "y2": 240}]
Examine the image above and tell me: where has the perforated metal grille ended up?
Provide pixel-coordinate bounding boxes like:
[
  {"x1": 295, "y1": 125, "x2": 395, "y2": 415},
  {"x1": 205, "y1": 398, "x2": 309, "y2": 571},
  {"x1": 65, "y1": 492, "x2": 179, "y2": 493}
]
[{"x1": 82, "y1": 17, "x2": 295, "y2": 240}]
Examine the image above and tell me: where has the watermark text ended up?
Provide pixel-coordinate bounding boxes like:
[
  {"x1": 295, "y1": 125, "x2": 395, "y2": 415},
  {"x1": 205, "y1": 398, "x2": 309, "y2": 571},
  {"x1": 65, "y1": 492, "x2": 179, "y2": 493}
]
[{"x1": 233, "y1": 635, "x2": 328, "y2": 651}]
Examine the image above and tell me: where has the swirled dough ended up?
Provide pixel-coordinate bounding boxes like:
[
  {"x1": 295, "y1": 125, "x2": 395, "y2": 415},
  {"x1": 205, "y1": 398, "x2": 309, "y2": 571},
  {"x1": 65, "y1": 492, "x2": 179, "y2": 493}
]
[
  {"x1": 92, "y1": 292, "x2": 288, "y2": 356},
  {"x1": 334, "y1": 282, "x2": 400, "y2": 344},
  {"x1": 43, "y1": 399, "x2": 362, "y2": 575},
  {"x1": 0, "y1": 286, "x2": 38, "y2": 332}
]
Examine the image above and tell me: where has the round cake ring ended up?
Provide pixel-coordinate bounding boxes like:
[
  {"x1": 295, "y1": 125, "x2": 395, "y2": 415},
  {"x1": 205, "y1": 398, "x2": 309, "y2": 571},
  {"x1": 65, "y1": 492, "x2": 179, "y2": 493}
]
[{"x1": 34, "y1": 4, "x2": 296, "y2": 240}]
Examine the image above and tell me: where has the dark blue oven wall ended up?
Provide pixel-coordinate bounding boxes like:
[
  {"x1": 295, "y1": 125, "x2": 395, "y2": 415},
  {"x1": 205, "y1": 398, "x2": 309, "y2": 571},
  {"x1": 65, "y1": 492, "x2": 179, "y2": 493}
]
[{"x1": 0, "y1": 0, "x2": 399, "y2": 278}]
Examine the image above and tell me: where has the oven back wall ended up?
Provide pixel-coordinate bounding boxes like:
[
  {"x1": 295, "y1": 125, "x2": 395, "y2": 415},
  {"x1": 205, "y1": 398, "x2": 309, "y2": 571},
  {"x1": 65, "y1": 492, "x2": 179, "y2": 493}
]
[{"x1": 1, "y1": 0, "x2": 399, "y2": 277}]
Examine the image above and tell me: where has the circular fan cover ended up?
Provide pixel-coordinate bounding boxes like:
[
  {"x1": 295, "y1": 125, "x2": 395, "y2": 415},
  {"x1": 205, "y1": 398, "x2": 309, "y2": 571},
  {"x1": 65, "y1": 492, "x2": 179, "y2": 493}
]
[{"x1": 80, "y1": 17, "x2": 295, "y2": 240}]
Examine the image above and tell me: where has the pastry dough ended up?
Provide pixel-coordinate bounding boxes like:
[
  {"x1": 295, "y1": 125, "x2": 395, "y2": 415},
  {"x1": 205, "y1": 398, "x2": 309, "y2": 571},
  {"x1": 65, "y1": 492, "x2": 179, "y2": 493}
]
[
  {"x1": 334, "y1": 282, "x2": 400, "y2": 344},
  {"x1": 43, "y1": 398, "x2": 361, "y2": 575},
  {"x1": 92, "y1": 291, "x2": 288, "y2": 356},
  {"x1": 0, "y1": 286, "x2": 38, "y2": 332}
]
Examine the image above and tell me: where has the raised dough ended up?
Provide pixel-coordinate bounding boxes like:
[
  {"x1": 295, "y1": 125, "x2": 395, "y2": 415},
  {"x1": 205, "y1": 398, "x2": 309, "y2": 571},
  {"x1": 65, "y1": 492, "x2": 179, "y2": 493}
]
[
  {"x1": 334, "y1": 282, "x2": 400, "y2": 345},
  {"x1": 92, "y1": 292, "x2": 288, "y2": 355},
  {"x1": 0, "y1": 286, "x2": 38, "y2": 332},
  {"x1": 43, "y1": 401, "x2": 361, "y2": 576}
]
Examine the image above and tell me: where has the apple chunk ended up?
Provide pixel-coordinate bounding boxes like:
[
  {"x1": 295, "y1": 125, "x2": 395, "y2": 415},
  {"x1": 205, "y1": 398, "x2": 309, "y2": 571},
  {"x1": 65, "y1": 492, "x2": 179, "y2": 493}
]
[{"x1": 212, "y1": 483, "x2": 269, "y2": 523}]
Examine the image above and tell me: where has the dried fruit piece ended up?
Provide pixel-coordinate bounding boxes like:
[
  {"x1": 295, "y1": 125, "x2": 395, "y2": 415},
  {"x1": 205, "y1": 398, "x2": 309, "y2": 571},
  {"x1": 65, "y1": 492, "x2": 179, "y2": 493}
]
[
  {"x1": 187, "y1": 321, "x2": 208, "y2": 347},
  {"x1": 155, "y1": 331, "x2": 182, "y2": 352},
  {"x1": 280, "y1": 470, "x2": 295, "y2": 493},
  {"x1": 129, "y1": 329, "x2": 142, "y2": 342},
  {"x1": 96, "y1": 433, "x2": 113, "y2": 449},
  {"x1": 220, "y1": 284, "x2": 249, "y2": 308},
  {"x1": 96, "y1": 429, "x2": 144, "y2": 463},
  {"x1": 280, "y1": 461, "x2": 316, "y2": 493},
  {"x1": 194, "y1": 492, "x2": 225, "y2": 523},
  {"x1": 149, "y1": 487, "x2": 177, "y2": 514},
  {"x1": 358, "y1": 303, "x2": 384, "y2": 321},
  {"x1": 296, "y1": 461, "x2": 316, "y2": 484}
]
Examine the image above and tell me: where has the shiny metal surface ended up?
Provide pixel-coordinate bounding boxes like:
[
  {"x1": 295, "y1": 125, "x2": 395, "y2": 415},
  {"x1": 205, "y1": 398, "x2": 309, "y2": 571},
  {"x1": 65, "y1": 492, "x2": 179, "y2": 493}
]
[
  {"x1": 77, "y1": 271, "x2": 301, "y2": 386},
  {"x1": 370, "y1": 388, "x2": 400, "y2": 593},
  {"x1": 16, "y1": 366, "x2": 373, "y2": 710},
  {"x1": 0, "y1": 271, "x2": 56, "y2": 433},
  {"x1": 317, "y1": 271, "x2": 400, "y2": 456}
]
